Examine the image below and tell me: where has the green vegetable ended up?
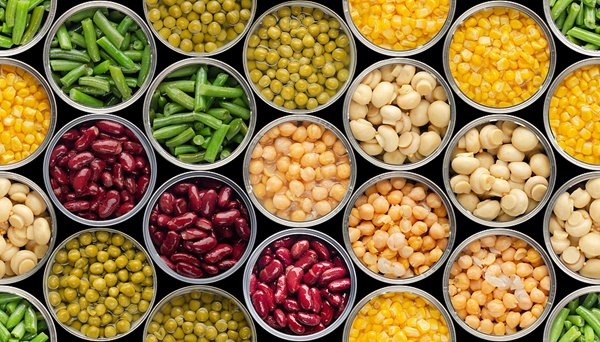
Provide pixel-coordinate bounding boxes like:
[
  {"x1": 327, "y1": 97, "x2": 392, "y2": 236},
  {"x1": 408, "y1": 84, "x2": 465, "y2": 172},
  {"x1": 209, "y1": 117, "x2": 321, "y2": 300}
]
[
  {"x1": 96, "y1": 36, "x2": 137, "y2": 70},
  {"x1": 60, "y1": 64, "x2": 92, "y2": 87},
  {"x1": 69, "y1": 88, "x2": 103, "y2": 107},
  {"x1": 577, "y1": 306, "x2": 600, "y2": 337},
  {"x1": 569, "y1": 315, "x2": 586, "y2": 327},
  {"x1": 551, "y1": 308, "x2": 571, "y2": 342},
  {"x1": 166, "y1": 127, "x2": 195, "y2": 147},
  {"x1": 49, "y1": 48, "x2": 90, "y2": 63},
  {"x1": 78, "y1": 76, "x2": 111, "y2": 93},
  {"x1": 50, "y1": 60, "x2": 83, "y2": 72},
  {"x1": 204, "y1": 124, "x2": 229, "y2": 163},
  {"x1": 178, "y1": 151, "x2": 205, "y2": 163},
  {"x1": 560, "y1": 326, "x2": 583, "y2": 342},
  {"x1": 6, "y1": 303, "x2": 26, "y2": 330},
  {"x1": 20, "y1": 5, "x2": 44, "y2": 44},
  {"x1": 197, "y1": 84, "x2": 244, "y2": 98},
  {"x1": 109, "y1": 65, "x2": 131, "y2": 100},
  {"x1": 554, "y1": 0, "x2": 576, "y2": 19},
  {"x1": 584, "y1": 325, "x2": 594, "y2": 342},
  {"x1": 194, "y1": 65, "x2": 207, "y2": 112},
  {"x1": 5, "y1": 0, "x2": 16, "y2": 27},
  {"x1": 174, "y1": 145, "x2": 199, "y2": 155},
  {"x1": 568, "y1": 26, "x2": 600, "y2": 45},
  {"x1": 93, "y1": 10, "x2": 123, "y2": 47},
  {"x1": 82, "y1": 18, "x2": 100, "y2": 62},
  {"x1": 583, "y1": 293, "x2": 598, "y2": 309},
  {"x1": 219, "y1": 101, "x2": 251, "y2": 120},
  {"x1": 153, "y1": 112, "x2": 222, "y2": 130},
  {"x1": 137, "y1": 45, "x2": 151, "y2": 87},
  {"x1": 563, "y1": 3, "x2": 581, "y2": 33},
  {"x1": 153, "y1": 124, "x2": 190, "y2": 140},
  {"x1": 164, "y1": 86, "x2": 195, "y2": 111},
  {"x1": 569, "y1": 299, "x2": 581, "y2": 313},
  {"x1": 10, "y1": 0, "x2": 27, "y2": 44}
]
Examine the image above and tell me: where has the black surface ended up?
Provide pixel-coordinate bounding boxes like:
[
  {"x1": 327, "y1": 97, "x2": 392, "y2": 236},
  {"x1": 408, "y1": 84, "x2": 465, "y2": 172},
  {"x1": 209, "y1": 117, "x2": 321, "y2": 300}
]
[{"x1": 8, "y1": 0, "x2": 591, "y2": 341}]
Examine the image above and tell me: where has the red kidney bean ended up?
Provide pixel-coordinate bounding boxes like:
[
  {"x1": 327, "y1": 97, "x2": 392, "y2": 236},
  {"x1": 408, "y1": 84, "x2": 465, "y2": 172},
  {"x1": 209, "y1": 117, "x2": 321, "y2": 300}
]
[
  {"x1": 286, "y1": 267, "x2": 303, "y2": 294},
  {"x1": 96, "y1": 120, "x2": 125, "y2": 135},
  {"x1": 167, "y1": 212, "x2": 197, "y2": 231},
  {"x1": 65, "y1": 193, "x2": 77, "y2": 202},
  {"x1": 174, "y1": 198, "x2": 187, "y2": 215},
  {"x1": 115, "y1": 203, "x2": 134, "y2": 217},
  {"x1": 286, "y1": 313, "x2": 305, "y2": 335},
  {"x1": 171, "y1": 183, "x2": 191, "y2": 195},
  {"x1": 226, "y1": 199, "x2": 240, "y2": 210},
  {"x1": 71, "y1": 168, "x2": 92, "y2": 194},
  {"x1": 310, "y1": 287, "x2": 322, "y2": 313},
  {"x1": 160, "y1": 231, "x2": 180, "y2": 256},
  {"x1": 98, "y1": 190, "x2": 120, "y2": 219},
  {"x1": 89, "y1": 196, "x2": 100, "y2": 212},
  {"x1": 136, "y1": 175, "x2": 150, "y2": 199},
  {"x1": 67, "y1": 152, "x2": 94, "y2": 170},
  {"x1": 124, "y1": 177, "x2": 136, "y2": 195},
  {"x1": 156, "y1": 214, "x2": 170, "y2": 228},
  {"x1": 200, "y1": 189, "x2": 217, "y2": 217},
  {"x1": 283, "y1": 298, "x2": 300, "y2": 312},
  {"x1": 320, "y1": 301, "x2": 334, "y2": 326},
  {"x1": 274, "y1": 309, "x2": 287, "y2": 328},
  {"x1": 123, "y1": 141, "x2": 144, "y2": 154},
  {"x1": 275, "y1": 247, "x2": 293, "y2": 267},
  {"x1": 305, "y1": 323, "x2": 325, "y2": 334},
  {"x1": 257, "y1": 283, "x2": 276, "y2": 311},
  {"x1": 318, "y1": 267, "x2": 347, "y2": 287},
  {"x1": 175, "y1": 262, "x2": 203, "y2": 278},
  {"x1": 252, "y1": 290, "x2": 270, "y2": 319},
  {"x1": 303, "y1": 262, "x2": 330, "y2": 286},
  {"x1": 180, "y1": 228, "x2": 207, "y2": 241},
  {"x1": 231, "y1": 240, "x2": 246, "y2": 260},
  {"x1": 334, "y1": 293, "x2": 349, "y2": 319},
  {"x1": 150, "y1": 209, "x2": 158, "y2": 224},
  {"x1": 273, "y1": 237, "x2": 295, "y2": 249},
  {"x1": 327, "y1": 278, "x2": 351, "y2": 292},
  {"x1": 49, "y1": 145, "x2": 67, "y2": 167},
  {"x1": 194, "y1": 217, "x2": 212, "y2": 231},
  {"x1": 258, "y1": 254, "x2": 274, "y2": 269},
  {"x1": 297, "y1": 284, "x2": 313, "y2": 311},
  {"x1": 203, "y1": 243, "x2": 232, "y2": 263},
  {"x1": 297, "y1": 312, "x2": 321, "y2": 327},
  {"x1": 119, "y1": 152, "x2": 135, "y2": 172},
  {"x1": 64, "y1": 200, "x2": 90, "y2": 212},
  {"x1": 81, "y1": 183, "x2": 100, "y2": 197},
  {"x1": 160, "y1": 256, "x2": 176, "y2": 270},
  {"x1": 212, "y1": 209, "x2": 240, "y2": 227},
  {"x1": 216, "y1": 259, "x2": 237, "y2": 271},
  {"x1": 61, "y1": 129, "x2": 80, "y2": 141},
  {"x1": 91, "y1": 139, "x2": 122, "y2": 155},
  {"x1": 78, "y1": 211, "x2": 98, "y2": 220},
  {"x1": 332, "y1": 255, "x2": 345, "y2": 268},
  {"x1": 50, "y1": 166, "x2": 69, "y2": 186},
  {"x1": 274, "y1": 275, "x2": 287, "y2": 304},
  {"x1": 310, "y1": 240, "x2": 330, "y2": 260},
  {"x1": 234, "y1": 218, "x2": 250, "y2": 241},
  {"x1": 134, "y1": 156, "x2": 146, "y2": 169},
  {"x1": 120, "y1": 190, "x2": 132, "y2": 204},
  {"x1": 290, "y1": 240, "x2": 310, "y2": 259},
  {"x1": 217, "y1": 186, "x2": 232, "y2": 208},
  {"x1": 215, "y1": 225, "x2": 234, "y2": 240},
  {"x1": 151, "y1": 230, "x2": 165, "y2": 246},
  {"x1": 294, "y1": 249, "x2": 318, "y2": 270},
  {"x1": 200, "y1": 262, "x2": 220, "y2": 275},
  {"x1": 264, "y1": 315, "x2": 280, "y2": 330},
  {"x1": 187, "y1": 185, "x2": 201, "y2": 212},
  {"x1": 89, "y1": 159, "x2": 105, "y2": 182},
  {"x1": 171, "y1": 252, "x2": 201, "y2": 268},
  {"x1": 190, "y1": 237, "x2": 217, "y2": 254},
  {"x1": 320, "y1": 289, "x2": 342, "y2": 307},
  {"x1": 57, "y1": 150, "x2": 76, "y2": 168},
  {"x1": 259, "y1": 259, "x2": 283, "y2": 283},
  {"x1": 249, "y1": 273, "x2": 257, "y2": 294},
  {"x1": 100, "y1": 171, "x2": 113, "y2": 188},
  {"x1": 73, "y1": 126, "x2": 98, "y2": 151}
]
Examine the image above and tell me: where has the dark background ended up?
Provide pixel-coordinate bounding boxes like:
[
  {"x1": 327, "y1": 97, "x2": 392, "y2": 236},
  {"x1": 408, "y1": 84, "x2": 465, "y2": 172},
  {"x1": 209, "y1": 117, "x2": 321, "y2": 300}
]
[{"x1": 8, "y1": 0, "x2": 591, "y2": 341}]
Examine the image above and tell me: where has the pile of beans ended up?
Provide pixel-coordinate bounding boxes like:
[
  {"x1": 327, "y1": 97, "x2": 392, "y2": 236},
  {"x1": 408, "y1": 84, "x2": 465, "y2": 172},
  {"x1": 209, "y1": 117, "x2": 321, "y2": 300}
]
[
  {"x1": 449, "y1": 120, "x2": 551, "y2": 222},
  {"x1": 0, "y1": 64, "x2": 52, "y2": 165},
  {"x1": 48, "y1": 119, "x2": 152, "y2": 221},
  {"x1": 0, "y1": 0, "x2": 49, "y2": 49},
  {"x1": 548, "y1": 64, "x2": 600, "y2": 165},
  {"x1": 549, "y1": 177, "x2": 600, "y2": 279},
  {"x1": 48, "y1": 7, "x2": 152, "y2": 108},
  {"x1": 348, "y1": 177, "x2": 450, "y2": 279},
  {"x1": 145, "y1": 289, "x2": 253, "y2": 342},
  {"x1": 0, "y1": 292, "x2": 51, "y2": 342},
  {"x1": 46, "y1": 230, "x2": 155, "y2": 339},
  {"x1": 447, "y1": 7, "x2": 551, "y2": 108},
  {"x1": 448, "y1": 234, "x2": 551, "y2": 336},
  {"x1": 148, "y1": 177, "x2": 252, "y2": 279},
  {"x1": 548, "y1": 292, "x2": 600, "y2": 342},
  {"x1": 249, "y1": 235, "x2": 352, "y2": 335},
  {"x1": 348, "y1": 291, "x2": 451, "y2": 342},
  {"x1": 349, "y1": 63, "x2": 451, "y2": 165},
  {"x1": 550, "y1": 0, "x2": 600, "y2": 50},
  {"x1": 246, "y1": 5, "x2": 353, "y2": 111},
  {"x1": 347, "y1": 0, "x2": 450, "y2": 51},
  {"x1": 248, "y1": 120, "x2": 352, "y2": 222},
  {"x1": 0, "y1": 177, "x2": 52, "y2": 279},
  {"x1": 149, "y1": 63, "x2": 251, "y2": 165},
  {"x1": 145, "y1": 0, "x2": 253, "y2": 54}
]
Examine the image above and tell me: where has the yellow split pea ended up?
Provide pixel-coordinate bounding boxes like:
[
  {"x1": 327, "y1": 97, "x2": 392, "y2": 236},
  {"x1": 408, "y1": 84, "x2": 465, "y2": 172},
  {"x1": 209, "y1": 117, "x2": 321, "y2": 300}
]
[
  {"x1": 348, "y1": 0, "x2": 450, "y2": 51},
  {"x1": 448, "y1": 7, "x2": 550, "y2": 108},
  {"x1": 0, "y1": 65, "x2": 51, "y2": 165},
  {"x1": 548, "y1": 64, "x2": 600, "y2": 165},
  {"x1": 348, "y1": 291, "x2": 450, "y2": 342}
]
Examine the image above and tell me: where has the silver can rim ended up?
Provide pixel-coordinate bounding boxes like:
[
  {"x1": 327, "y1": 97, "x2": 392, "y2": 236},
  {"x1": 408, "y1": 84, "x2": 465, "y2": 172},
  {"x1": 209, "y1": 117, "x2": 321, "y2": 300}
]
[
  {"x1": 0, "y1": 172, "x2": 58, "y2": 284},
  {"x1": 142, "y1": 170, "x2": 258, "y2": 284},
  {"x1": 342, "y1": 285, "x2": 457, "y2": 341},
  {"x1": 341, "y1": 171, "x2": 457, "y2": 284},
  {"x1": 0, "y1": 0, "x2": 57, "y2": 57},
  {"x1": 242, "y1": 228, "x2": 357, "y2": 341},
  {"x1": 542, "y1": 171, "x2": 600, "y2": 284},
  {"x1": 542, "y1": 0, "x2": 600, "y2": 57},
  {"x1": 441, "y1": 114, "x2": 558, "y2": 227},
  {"x1": 42, "y1": 227, "x2": 158, "y2": 341},
  {"x1": 142, "y1": 285, "x2": 257, "y2": 341},
  {"x1": 0, "y1": 285, "x2": 58, "y2": 341},
  {"x1": 142, "y1": 57, "x2": 257, "y2": 171},
  {"x1": 242, "y1": 114, "x2": 358, "y2": 227},
  {"x1": 241, "y1": 0, "x2": 358, "y2": 115},
  {"x1": 42, "y1": 113, "x2": 158, "y2": 227},
  {"x1": 542, "y1": 58, "x2": 600, "y2": 170},
  {"x1": 341, "y1": 57, "x2": 457, "y2": 170},
  {"x1": 442, "y1": 228, "x2": 557, "y2": 341},
  {"x1": 543, "y1": 285, "x2": 600, "y2": 340},
  {"x1": 0, "y1": 58, "x2": 58, "y2": 170},
  {"x1": 142, "y1": 0, "x2": 257, "y2": 57},
  {"x1": 341, "y1": 0, "x2": 456, "y2": 57},
  {"x1": 442, "y1": 1, "x2": 557, "y2": 113},
  {"x1": 42, "y1": 1, "x2": 158, "y2": 114}
]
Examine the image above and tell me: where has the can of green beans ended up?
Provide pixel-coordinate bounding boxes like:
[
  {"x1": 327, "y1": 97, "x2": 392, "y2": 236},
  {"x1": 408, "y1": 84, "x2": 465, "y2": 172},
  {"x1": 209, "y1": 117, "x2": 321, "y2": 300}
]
[
  {"x1": 0, "y1": 285, "x2": 57, "y2": 342},
  {"x1": 544, "y1": 286, "x2": 600, "y2": 342}
]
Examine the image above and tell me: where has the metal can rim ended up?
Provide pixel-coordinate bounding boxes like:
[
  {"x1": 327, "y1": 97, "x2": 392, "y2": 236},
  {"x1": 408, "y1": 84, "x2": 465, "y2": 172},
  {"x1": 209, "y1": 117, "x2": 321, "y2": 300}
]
[
  {"x1": 42, "y1": 113, "x2": 158, "y2": 227},
  {"x1": 341, "y1": 57, "x2": 457, "y2": 170},
  {"x1": 441, "y1": 114, "x2": 558, "y2": 227},
  {"x1": 442, "y1": 1, "x2": 557, "y2": 113},
  {"x1": 242, "y1": 114, "x2": 358, "y2": 227},
  {"x1": 141, "y1": 57, "x2": 257, "y2": 170},
  {"x1": 141, "y1": 170, "x2": 258, "y2": 284}
]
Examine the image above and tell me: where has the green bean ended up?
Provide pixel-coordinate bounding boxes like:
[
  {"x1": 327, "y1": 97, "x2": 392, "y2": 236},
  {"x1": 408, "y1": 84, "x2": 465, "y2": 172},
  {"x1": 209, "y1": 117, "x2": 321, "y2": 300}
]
[
  {"x1": 577, "y1": 306, "x2": 600, "y2": 337},
  {"x1": 10, "y1": 322, "x2": 23, "y2": 340},
  {"x1": 67, "y1": 31, "x2": 86, "y2": 49},
  {"x1": 198, "y1": 126, "x2": 211, "y2": 137},
  {"x1": 204, "y1": 124, "x2": 229, "y2": 163},
  {"x1": 93, "y1": 10, "x2": 123, "y2": 47},
  {"x1": 56, "y1": 23, "x2": 71, "y2": 50},
  {"x1": 194, "y1": 65, "x2": 207, "y2": 112},
  {"x1": 206, "y1": 108, "x2": 231, "y2": 121},
  {"x1": 50, "y1": 60, "x2": 83, "y2": 72},
  {"x1": 566, "y1": 320, "x2": 575, "y2": 331},
  {"x1": 157, "y1": 80, "x2": 195, "y2": 93},
  {"x1": 109, "y1": 65, "x2": 131, "y2": 100},
  {"x1": 164, "y1": 102, "x2": 185, "y2": 116},
  {"x1": 178, "y1": 151, "x2": 205, "y2": 163},
  {"x1": 6, "y1": 303, "x2": 26, "y2": 330},
  {"x1": 197, "y1": 84, "x2": 244, "y2": 98},
  {"x1": 192, "y1": 135, "x2": 205, "y2": 146},
  {"x1": 166, "y1": 127, "x2": 195, "y2": 147},
  {"x1": 49, "y1": 48, "x2": 90, "y2": 62},
  {"x1": 560, "y1": 326, "x2": 583, "y2": 342},
  {"x1": 10, "y1": 0, "x2": 27, "y2": 44},
  {"x1": 92, "y1": 60, "x2": 111, "y2": 75},
  {"x1": 0, "y1": 322, "x2": 9, "y2": 342},
  {"x1": 554, "y1": 0, "x2": 576, "y2": 19},
  {"x1": 584, "y1": 325, "x2": 594, "y2": 342},
  {"x1": 5, "y1": 0, "x2": 15, "y2": 27},
  {"x1": 219, "y1": 101, "x2": 251, "y2": 120},
  {"x1": 568, "y1": 27, "x2": 600, "y2": 45},
  {"x1": 0, "y1": 311, "x2": 7, "y2": 327},
  {"x1": 66, "y1": 8, "x2": 96, "y2": 23},
  {"x1": 578, "y1": 0, "x2": 586, "y2": 25},
  {"x1": 137, "y1": 44, "x2": 151, "y2": 87},
  {"x1": 226, "y1": 118, "x2": 242, "y2": 141},
  {"x1": 563, "y1": 3, "x2": 581, "y2": 33},
  {"x1": 174, "y1": 144, "x2": 199, "y2": 155},
  {"x1": 205, "y1": 73, "x2": 229, "y2": 109},
  {"x1": 584, "y1": 293, "x2": 598, "y2": 309},
  {"x1": 166, "y1": 65, "x2": 199, "y2": 79},
  {"x1": 551, "y1": 308, "x2": 571, "y2": 342},
  {"x1": 35, "y1": 319, "x2": 46, "y2": 334},
  {"x1": 0, "y1": 35, "x2": 11, "y2": 48},
  {"x1": 231, "y1": 132, "x2": 244, "y2": 144},
  {"x1": 134, "y1": 29, "x2": 146, "y2": 45},
  {"x1": 96, "y1": 36, "x2": 137, "y2": 70},
  {"x1": 0, "y1": 297, "x2": 18, "y2": 308},
  {"x1": 231, "y1": 96, "x2": 247, "y2": 108},
  {"x1": 28, "y1": 332, "x2": 48, "y2": 342},
  {"x1": 153, "y1": 124, "x2": 190, "y2": 140},
  {"x1": 81, "y1": 18, "x2": 100, "y2": 62},
  {"x1": 570, "y1": 299, "x2": 581, "y2": 313},
  {"x1": 164, "y1": 86, "x2": 195, "y2": 111},
  {"x1": 78, "y1": 76, "x2": 110, "y2": 93},
  {"x1": 220, "y1": 147, "x2": 232, "y2": 160},
  {"x1": 72, "y1": 86, "x2": 108, "y2": 96},
  {"x1": 584, "y1": 4, "x2": 596, "y2": 29},
  {"x1": 116, "y1": 16, "x2": 134, "y2": 35},
  {"x1": 60, "y1": 64, "x2": 92, "y2": 87},
  {"x1": 69, "y1": 88, "x2": 103, "y2": 107},
  {"x1": 132, "y1": 39, "x2": 144, "y2": 50},
  {"x1": 569, "y1": 315, "x2": 586, "y2": 327},
  {"x1": 153, "y1": 113, "x2": 222, "y2": 130}
]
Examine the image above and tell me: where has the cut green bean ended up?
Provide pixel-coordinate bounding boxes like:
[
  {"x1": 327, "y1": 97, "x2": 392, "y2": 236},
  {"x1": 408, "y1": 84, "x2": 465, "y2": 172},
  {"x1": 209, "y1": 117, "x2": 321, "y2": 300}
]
[
  {"x1": 81, "y1": 18, "x2": 100, "y2": 62},
  {"x1": 11, "y1": 0, "x2": 27, "y2": 44},
  {"x1": 50, "y1": 60, "x2": 83, "y2": 72},
  {"x1": 5, "y1": 0, "x2": 16, "y2": 27},
  {"x1": 551, "y1": 308, "x2": 571, "y2": 342},
  {"x1": 109, "y1": 65, "x2": 131, "y2": 100},
  {"x1": 166, "y1": 127, "x2": 195, "y2": 147},
  {"x1": 165, "y1": 86, "x2": 195, "y2": 111},
  {"x1": 153, "y1": 112, "x2": 222, "y2": 130},
  {"x1": 204, "y1": 124, "x2": 229, "y2": 163},
  {"x1": 164, "y1": 102, "x2": 185, "y2": 116},
  {"x1": 153, "y1": 124, "x2": 189, "y2": 140},
  {"x1": 166, "y1": 65, "x2": 199, "y2": 79},
  {"x1": 178, "y1": 151, "x2": 205, "y2": 163},
  {"x1": 20, "y1": 5, "x2": 43, "y2": 45},
  {"x1": 93, "y1": 10, "x2": 123, "y2": 47},
  {"x1": 137, "y1": 44, "x2": 151, "y2": 87},
  {"x1": 92, "y1": 60, "x2": 111, "y2": 75},
  {"x1": 219, "y1": 101, "x2": 251, "y2": 120},
  {"x1": 78, "y1": 76, "x2": 110, "y2": 92},
  {"x1": 197, "y1": 84, "x2": 244, "y2": 98},
  {"x1": 192, "y1": 135, "x2": 205, "y2": 146},
  {"x1": 60, "y1": 64, "x2": 91, "y2": 87},
  {"x1": 174, "y1": 144, "x2": 199, "y2": 155},
  {"x1": 568, "y1": 26, "x2": 600, "y2": 45},
  {"x1": 68, "y1": 31, "x2": 86, "y2": 48},
  {"x1": 194, "y1": 65, "x2": 207, "y2": 112},
  {"x1": 96, "y1": 36, "x2": 137, "y2": 70},
  {"x1": 117, "y1": 16, "x2": 134, "y2": 35},
  {"x1": 158, "y1": 80, "x2": 196, "y2": 93},
  {"x1": 56, "y1": 23, "x2": 71, "y2": 50},
  {"x1": 554, "y1": 0, "x2": 575, "y2": 19},
  {"x1": 49, "y1": 48, "x2": 90, "y2": 62},
  {"x1": 69, "y1": 88, "x2": 103, "y2": 107},
  {"x1": 563, "y1": 3, "x2": 581, "y2": 33},
  {"x1": 560, "y1": 326, "x2": 582, "y2": 342}
]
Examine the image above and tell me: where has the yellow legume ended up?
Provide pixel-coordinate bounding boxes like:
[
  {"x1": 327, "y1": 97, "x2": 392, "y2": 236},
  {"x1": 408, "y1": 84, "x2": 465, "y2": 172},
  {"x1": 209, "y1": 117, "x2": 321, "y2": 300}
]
[
  {"x1": 348, "y1": 0, "x2": 450, "y2": 51},
  {"x1": 549, "y1": 64, "x2": 600, "y2": 165},
  {"x1": 448, "y1": 7, "x2": 550, "y2": 108},
  {"x1": 0, "y1": 65, "x2": 50, "y2": 165},
  {"x1": 349, "y1": 291, "x2": 450, "y2": 342}
]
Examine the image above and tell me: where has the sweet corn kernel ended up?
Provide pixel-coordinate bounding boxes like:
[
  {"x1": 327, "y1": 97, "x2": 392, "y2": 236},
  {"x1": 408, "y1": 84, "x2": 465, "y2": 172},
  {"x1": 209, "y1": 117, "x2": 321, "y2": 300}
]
[
  {"x1": 0, "y1": 65, "x2": 50, "y2": 164},
  {"x1": 448, "y1": 7, "x2": 550, "y2": 108}
]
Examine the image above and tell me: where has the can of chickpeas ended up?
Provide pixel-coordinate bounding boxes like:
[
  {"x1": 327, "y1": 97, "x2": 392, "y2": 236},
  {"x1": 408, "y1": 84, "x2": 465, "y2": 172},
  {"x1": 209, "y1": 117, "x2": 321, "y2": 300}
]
[
  {"x1": 442, "y1": 229, "x2": 557, "y2": 340},
  {"x1": 342, "y1": 171, "x2": 456, "y2": 284}
]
